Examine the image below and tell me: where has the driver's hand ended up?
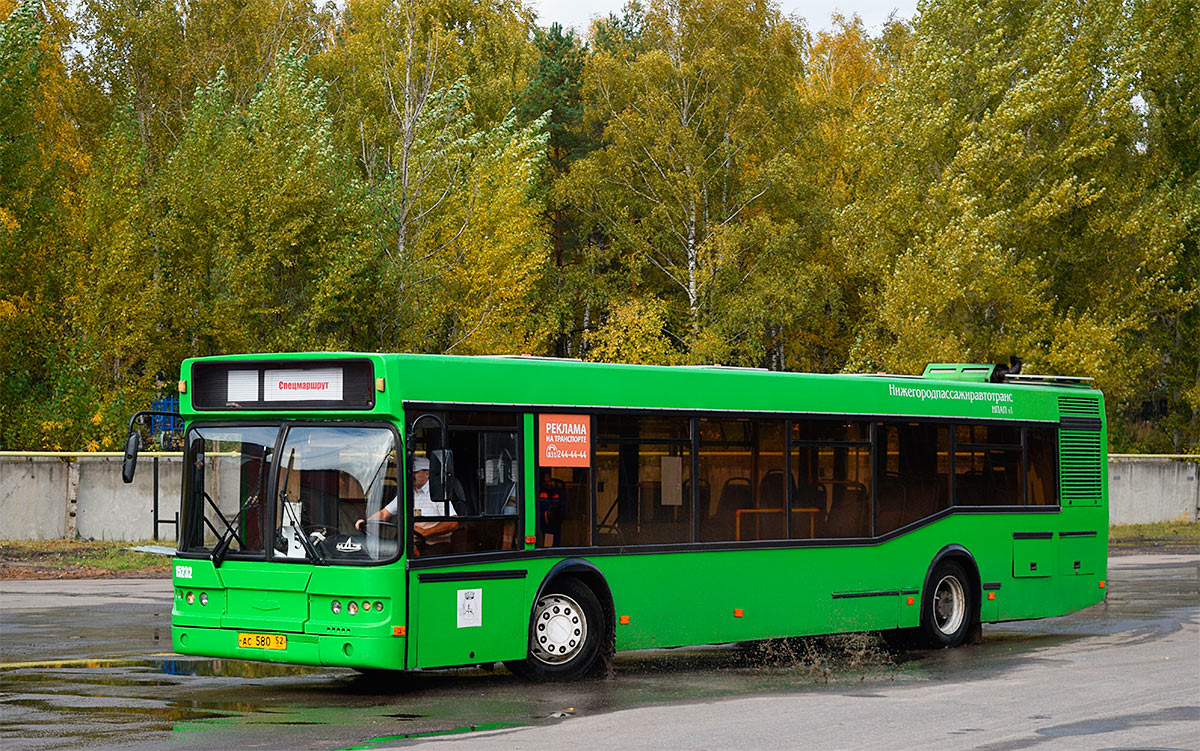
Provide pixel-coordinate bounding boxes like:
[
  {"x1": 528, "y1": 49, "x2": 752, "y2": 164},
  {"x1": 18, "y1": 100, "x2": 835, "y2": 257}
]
[{"x1": 355, "y1": 518, "x2": 365, "y2": 532}]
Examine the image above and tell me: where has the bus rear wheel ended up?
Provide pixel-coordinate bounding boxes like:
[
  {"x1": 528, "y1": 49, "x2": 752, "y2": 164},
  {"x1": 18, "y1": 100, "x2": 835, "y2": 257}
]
[
  {"x1": 919, "y1": 560, "x2": 975, "y2": 648},
  {"x1": 507, "y1": 578, "x2": 605, "y2": 682}
]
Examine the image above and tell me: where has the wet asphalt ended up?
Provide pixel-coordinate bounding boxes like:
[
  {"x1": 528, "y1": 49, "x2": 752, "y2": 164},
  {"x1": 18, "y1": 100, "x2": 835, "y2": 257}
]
[{"x1": 0, "y1": 552, "x2": 1196, "y2": 751}]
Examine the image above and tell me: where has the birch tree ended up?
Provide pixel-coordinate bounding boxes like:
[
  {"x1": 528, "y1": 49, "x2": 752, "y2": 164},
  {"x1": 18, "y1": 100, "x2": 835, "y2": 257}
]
[{"x1": 568, "y1": 0, "x2": 806, "y2": 348}]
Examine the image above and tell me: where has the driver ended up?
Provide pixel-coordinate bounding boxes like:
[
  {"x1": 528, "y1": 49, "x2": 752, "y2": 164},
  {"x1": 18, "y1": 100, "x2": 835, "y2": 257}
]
[{"x1": 355, "y1": 457, "x2": 458, "y2": 552}]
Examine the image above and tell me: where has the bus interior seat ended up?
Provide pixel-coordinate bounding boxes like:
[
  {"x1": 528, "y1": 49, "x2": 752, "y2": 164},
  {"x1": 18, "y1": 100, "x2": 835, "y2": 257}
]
[
  {"x1": 715, "y1": 477, "x2": 752, "y2": 528},
  {"x1": 758, "y1": 469, "x2": 793, "y2": 509},
  {"x1": 818, "y1": 482, "x2": 869, "y2": 538},
  {"x1": 876, "y1": 477, "x2": 906, "y2": 532}
]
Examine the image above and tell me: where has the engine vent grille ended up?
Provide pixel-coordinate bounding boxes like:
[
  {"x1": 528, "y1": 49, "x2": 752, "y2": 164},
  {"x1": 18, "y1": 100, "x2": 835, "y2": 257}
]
[
  {"x1": 1058, "y1": 396, "x2": 1100, "y2": 417},
  {"x1": 1059, "y1": 429, "x2": 1102, "y2": 506}
]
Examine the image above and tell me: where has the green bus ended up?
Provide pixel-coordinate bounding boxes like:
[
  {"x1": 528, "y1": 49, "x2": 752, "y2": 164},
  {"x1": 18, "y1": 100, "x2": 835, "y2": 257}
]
[{"x1": 124, "y1": 353, "x2": 1108, "y2": 680}]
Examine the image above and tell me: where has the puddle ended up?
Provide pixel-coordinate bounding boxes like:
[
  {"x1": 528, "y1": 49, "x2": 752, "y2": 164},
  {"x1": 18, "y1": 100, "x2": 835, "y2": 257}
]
[
  {"x1": 149, "y1": 658, "x2": 331, "y2": 679},
  {"x1": 341, "y1": 722, "x2": 524, "y2": 750}
]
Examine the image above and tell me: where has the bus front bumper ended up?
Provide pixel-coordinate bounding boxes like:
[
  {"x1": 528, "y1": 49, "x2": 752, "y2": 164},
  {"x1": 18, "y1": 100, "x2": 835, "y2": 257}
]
[{"x1": 172, "y1": 626, "x2": 406, "y2": 671}]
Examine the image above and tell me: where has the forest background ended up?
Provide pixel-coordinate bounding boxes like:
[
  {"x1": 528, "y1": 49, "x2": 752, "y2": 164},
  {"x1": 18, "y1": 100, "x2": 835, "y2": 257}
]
[{"x1": 1, "y1": 0, "x2": 1196, "y2": 453}]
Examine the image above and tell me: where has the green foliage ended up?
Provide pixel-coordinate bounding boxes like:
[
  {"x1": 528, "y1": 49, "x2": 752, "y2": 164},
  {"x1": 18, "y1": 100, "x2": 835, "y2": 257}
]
[
  {"x1": 841, "y1": 0, "x2": 1198, "y2": 449},
  {"x1": 0, "y1": 0, "x2": 1195, "y2": 453},
  {"x1": 568, "y1": 0, "x2": 809, "y2": 358}
]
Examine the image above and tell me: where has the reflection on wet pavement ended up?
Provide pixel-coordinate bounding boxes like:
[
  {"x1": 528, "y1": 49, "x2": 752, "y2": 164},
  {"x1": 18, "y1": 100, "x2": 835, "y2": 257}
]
[{"x1": 1, "y1": 555, "x2": 1196, "y2": 750}]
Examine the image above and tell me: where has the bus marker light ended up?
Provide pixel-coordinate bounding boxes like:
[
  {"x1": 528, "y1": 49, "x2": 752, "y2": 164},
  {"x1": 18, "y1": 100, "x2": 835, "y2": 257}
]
[
  {"x1": 734, "y1": 609, "x2": 743, "y2": 618},
  {"x1": 376, "y1": 377, "x2": 386, "y2": 392},
  {"x1": 1099, "y1": 581, "x2": 1106, "y2": 589},
  {"x1": 525, "y1": 536, "x2": 536, "y2": 545},
  {"x1": 178, "y1": 379, "x2": 187, "y2": 394},
  {"x1": 906, "y1": 597, "x2": 915, "y2": 605},
  {"x1": 619, "y1": 616, "x2": 630, "y2": 625},
  {"x1": 987, "y1": 592, "x2": 995, "y2": 601},
  {"x1": 393, "y1": 626, "x2": 406, "y2": 637}
]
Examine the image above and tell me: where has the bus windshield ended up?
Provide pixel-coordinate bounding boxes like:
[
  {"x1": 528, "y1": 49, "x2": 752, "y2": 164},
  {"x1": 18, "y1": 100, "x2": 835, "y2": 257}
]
[
  {"x1": 180, "y1": 424, "x2": 400, "y2": 564},
  {"x1": 273, "y1": 425, "x2": 399, "y2": 563}
]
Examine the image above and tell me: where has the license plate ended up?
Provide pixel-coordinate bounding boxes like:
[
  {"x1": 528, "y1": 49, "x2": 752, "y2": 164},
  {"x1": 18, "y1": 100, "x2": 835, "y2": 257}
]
[{"x1": 238, "y1": 632, "x2": 287, "y2": 650}]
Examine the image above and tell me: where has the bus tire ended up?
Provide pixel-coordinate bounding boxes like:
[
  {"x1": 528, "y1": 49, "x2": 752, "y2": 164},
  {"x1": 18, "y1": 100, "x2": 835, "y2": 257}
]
[
  {"x1": 919, "y1": 559, "x2": 975, "y2": 648},
  {"x1": 507, "y1": 578, "x2": 605, "y2": 682}
]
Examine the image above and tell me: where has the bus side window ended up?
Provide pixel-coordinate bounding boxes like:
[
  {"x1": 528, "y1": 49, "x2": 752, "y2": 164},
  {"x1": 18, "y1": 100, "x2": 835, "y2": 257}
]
[
  {"x1": 412, "y1": 410, "x2": 524, "y2": 557},
  {"x1": 792, "y1": 420, "x2": 872, "y2": 539},
  {"x1": 1026, "y1": 428, "x2": 1058, "y2": 505},
  {"x1": 954, "y1": 424, "x2": 1022, "y2": 506},
  {"x1": 535, "y1": 468, "x2": 590, "y2": 547},
  {"x1": 697, "y1": 418, "x2": 786, "y2": 543},
  {"x1": 595, "y1": 414, "x2": 692, "y2": 546},
  {"x1": 874, "y1": 422, "x2": 949, "y2": 535}
]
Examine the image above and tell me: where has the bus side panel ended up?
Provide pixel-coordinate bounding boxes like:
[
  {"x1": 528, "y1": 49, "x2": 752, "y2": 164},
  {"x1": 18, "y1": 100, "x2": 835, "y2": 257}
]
[
  {"x1": 593, "y1": 510, "x2": 1107, "y2": 650},
  {"x1": 597, "y1": 549, "x2": 833, "y2": 649}
]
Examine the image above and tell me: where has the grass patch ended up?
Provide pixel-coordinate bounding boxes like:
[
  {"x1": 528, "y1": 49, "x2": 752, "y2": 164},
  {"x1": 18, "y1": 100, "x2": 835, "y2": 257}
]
[
  {"x1": 0, "y1": 538, "x2": 172, "y2": 579},
  {"x1": 1109, "y1": 520, "x2": 1200, "y2": 543}
]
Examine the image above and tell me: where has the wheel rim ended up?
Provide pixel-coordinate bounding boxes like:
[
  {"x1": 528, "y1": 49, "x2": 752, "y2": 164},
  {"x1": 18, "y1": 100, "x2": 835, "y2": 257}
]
[
  {"x1": 531, "y1": 593, "x2": 587, "y2": 665},
  {"x1": 932, "y1": 574, "x2": 966, "y2": 635}
]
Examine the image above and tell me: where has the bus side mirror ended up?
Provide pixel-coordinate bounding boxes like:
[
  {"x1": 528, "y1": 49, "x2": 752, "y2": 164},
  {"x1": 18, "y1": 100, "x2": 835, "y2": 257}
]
[
  {"x1": 122, "y1": 432, "x2": 141, "y2": 483},
  {"x1": 427, "y1": 449, "x2": 454, "y2": 502}
]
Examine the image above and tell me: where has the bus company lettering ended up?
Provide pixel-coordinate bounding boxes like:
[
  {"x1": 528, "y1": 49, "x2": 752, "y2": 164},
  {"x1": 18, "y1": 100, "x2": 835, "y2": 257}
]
[
  {"x1": 539, "y1": 414, "x2": 590, "y2": 467},
  {"x1": 887, "y1": 383, "x2": 1015, "y2": 406}
]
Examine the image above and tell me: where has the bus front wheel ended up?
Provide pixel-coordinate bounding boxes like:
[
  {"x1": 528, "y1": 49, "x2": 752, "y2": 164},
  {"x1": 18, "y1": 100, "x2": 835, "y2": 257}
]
[
  {"x1": 507, "y1": 578, "x2": 605, "y2": 682},
  {"x1": 919, "y1": 559, "x2": 975, "y2": 648}
]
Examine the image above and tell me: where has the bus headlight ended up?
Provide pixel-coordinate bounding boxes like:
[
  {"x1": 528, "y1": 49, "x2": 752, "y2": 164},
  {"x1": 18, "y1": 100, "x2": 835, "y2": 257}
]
[
  {"x1": 331, "y1": 600, "x2": 342, "y2": 614},
  {"x1": 186, "y1": 591, "x2": 194, "y2": 605},
  {"x1": 199, "y1": 593, "x2": 208, "y2": 606},
  {"x1": 348, "y1": 602, "x2": 358, "y2": 616}
]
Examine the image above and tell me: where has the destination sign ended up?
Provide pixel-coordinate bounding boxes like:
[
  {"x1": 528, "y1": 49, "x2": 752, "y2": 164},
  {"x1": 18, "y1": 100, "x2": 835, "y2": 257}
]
[{"x1": 191, "y1": 359, "x2": 375, "y2": 410}]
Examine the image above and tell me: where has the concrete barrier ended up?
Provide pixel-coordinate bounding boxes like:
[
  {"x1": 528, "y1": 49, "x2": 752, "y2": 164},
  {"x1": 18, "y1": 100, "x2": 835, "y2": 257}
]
[
  {"x1": 76, "y1": 456, "x2": 183, "y2": 541},
  {"x1": 0, "y1": 453, "x2": 182, "y2": 541},
  {"x1": 0, "y1": 457, "x2": 71, "y2": 540},
  {"x1": 1109, "y1": 455, "x2": 1199, "y2": 525},
  {"x1": 1, "y1": 453, "x2": 1196, "y2": 541}
]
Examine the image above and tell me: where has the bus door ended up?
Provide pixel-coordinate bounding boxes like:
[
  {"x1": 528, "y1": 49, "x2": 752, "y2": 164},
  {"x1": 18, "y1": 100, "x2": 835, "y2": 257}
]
[{"x1": 405, "y1": 411, "x2": 530, "y2": 669}]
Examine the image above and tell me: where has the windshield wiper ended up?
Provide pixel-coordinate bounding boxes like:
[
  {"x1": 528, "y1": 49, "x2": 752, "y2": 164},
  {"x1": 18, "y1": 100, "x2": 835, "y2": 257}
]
[
  {"x1": 278, "y1": 448, "x2": 326, "y2": 565},
  {"x1": 204, "y1": 491, "x2": 246, "y2": 569}
]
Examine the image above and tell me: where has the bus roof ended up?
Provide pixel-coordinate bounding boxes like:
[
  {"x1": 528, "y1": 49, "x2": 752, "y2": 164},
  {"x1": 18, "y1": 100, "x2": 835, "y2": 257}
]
[{"x1": 179, "y1": 352, "x2": 1102, "y2": 424}]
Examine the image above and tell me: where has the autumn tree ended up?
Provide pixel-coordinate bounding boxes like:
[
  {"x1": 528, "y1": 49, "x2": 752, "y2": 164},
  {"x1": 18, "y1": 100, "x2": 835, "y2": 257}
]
[
  {"x1": 841, "y1": 0, "x2": 1196, "y2": 449},
  {"x1": 0, "y1": 0, "x2": 91, "y2": 449},
  {"x1": 569, "y1": 0, "x2": 817, "y2": 365}
]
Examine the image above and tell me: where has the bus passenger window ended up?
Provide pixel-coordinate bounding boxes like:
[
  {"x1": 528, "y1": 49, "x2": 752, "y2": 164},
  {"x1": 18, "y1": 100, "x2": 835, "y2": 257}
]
[
  {"x1": 535, "y1": 467, "x2": 590, "y2": 547},
  {"x1": 954, "y1": 424, "x2": 1022, "y2": 506},
  {"x1": 697, "y1": 419, "x2": 786, "y2": 542},
  {"x1": 596, "y1": 414, "x2": 692, "y2": 546},
  {"x1": 792, "y1": 420, "x2": 872, "y2": 539},
  {"x1": 874, "y1": 422, "x2": 949, "y2": 535},
  {"x1": 1026, "y1": 428, "x2": 1058, "y2": 505}
]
